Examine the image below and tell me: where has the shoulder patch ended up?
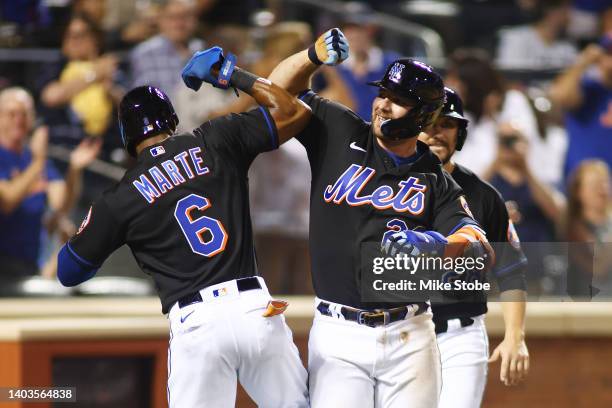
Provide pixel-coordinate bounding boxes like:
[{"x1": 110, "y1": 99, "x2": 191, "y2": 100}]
[
  {"x1": 77, "y1": 206, "x2": 92, "y2": 235},
  {"x1": 459, "y1": 195, "x2": 474, "y2": 219}
]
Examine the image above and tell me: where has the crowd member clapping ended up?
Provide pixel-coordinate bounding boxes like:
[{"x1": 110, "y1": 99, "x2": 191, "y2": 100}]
[
  {"x1": 0, "y1": 87, "x2": 101, "y2": 283},
  {"x1": 38, "y1": 14, "x2": 124, "y2": 146}
]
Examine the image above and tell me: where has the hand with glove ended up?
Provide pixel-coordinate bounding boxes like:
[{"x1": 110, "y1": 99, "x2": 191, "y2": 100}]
[
  {"x1": 181, "y1": 46, "x2": 237, "y2": 91},
  {"x1": 308, "y1": 28, "x2": 350, "y2": 66},
  {"x1": 381, "y1": 229, "x2": 447, "y2": 258}
]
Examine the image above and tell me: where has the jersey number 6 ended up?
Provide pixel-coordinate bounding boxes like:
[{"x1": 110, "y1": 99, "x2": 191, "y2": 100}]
[{"x1": 174, "y1": 194, "x2": 228, "y2": 257}]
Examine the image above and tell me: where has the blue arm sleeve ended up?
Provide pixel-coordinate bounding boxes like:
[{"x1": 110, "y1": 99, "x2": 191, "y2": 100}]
[{"x1": 57, "y1": 243, "x2": 99, "y2": 287}]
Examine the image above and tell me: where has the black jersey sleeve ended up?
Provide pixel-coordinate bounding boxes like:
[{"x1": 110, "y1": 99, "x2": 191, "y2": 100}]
[
  {"x1": 195, "y1": 106, "x2": 279, "y2": 167},
  {"x1": 431, "y1": 170, "x2": 478, "y2": 236},
  {"x1": 296, "y1": 90, "x2": 365, "y2": 166},
  {"x1": 68, "y1": 197, "x2": 126, "y2": 267},
  {"x1": 485, "y1": 191, "x2": 528, "y2": 291}
]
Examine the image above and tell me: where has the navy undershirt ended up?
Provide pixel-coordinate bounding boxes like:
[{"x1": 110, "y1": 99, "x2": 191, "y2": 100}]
[{"x1": 383, "y1": 143, "x2": 425, "y2": 166}]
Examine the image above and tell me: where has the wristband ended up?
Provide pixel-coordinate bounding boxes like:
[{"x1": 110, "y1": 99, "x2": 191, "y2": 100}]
[
  {"x1": 229, "y1": 68, "x2": 258, "y2": 92},
  {"x1": 308, "y1": 45, "x2": 323, "y2": 65},
  {"x1": 217, "y1": 53, "x2": 236, "y2": 89}
]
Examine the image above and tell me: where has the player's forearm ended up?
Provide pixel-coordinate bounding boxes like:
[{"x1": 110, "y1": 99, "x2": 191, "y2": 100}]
[
  {"x1": 0, "y1": 157, "x2": 45, "y2": 214},
  {"x1": 268, "y1": 50, "x2": 320, "y2": 96},
  {"x1": 230, "y1": 68, "x2": 312, "y2": 144},
  {"x1": 41, "y1": 78, "x2": 92, "y2": 108},
  {"x1": 500, "y1": 290, "x2": 527, "y2": 340}
]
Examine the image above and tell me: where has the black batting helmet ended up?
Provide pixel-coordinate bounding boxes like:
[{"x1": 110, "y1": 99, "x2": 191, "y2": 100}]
[
  {"x1": 118, "y1": 86, "x2": 179, "y2": 157},
  {"x1": 440, "y1": 87, "x2": 469, "y2": 150},
  {"x1": 367, "y1": 59, "x2": 446, "y2": 139}
]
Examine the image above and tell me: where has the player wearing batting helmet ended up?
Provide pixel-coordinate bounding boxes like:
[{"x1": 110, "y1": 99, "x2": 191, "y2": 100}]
[
  {"x1": 419, "y1": 88, "x2": 530, "y2": 407},
  {"x1": 57, "y1": 47, "x2": 311, "y2": 407},
  {"x1": 269, "y1": 28, "x2": 494, "y2": 407}
]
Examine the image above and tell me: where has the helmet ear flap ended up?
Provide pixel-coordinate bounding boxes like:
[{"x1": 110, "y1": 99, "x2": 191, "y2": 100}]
[{"x1": 455, "y1": 126, "x2": 467, "y2": 151}]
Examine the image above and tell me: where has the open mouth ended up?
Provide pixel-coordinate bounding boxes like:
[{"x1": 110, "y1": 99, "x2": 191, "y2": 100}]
[{"x1": 375, "y1": 114, "x2": 391, "y2": 123}]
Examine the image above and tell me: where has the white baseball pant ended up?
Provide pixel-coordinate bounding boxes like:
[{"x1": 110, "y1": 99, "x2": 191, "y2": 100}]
[
  {"x1": 166, "y1": 277, "x2": 309, "y2": 408},
  {"x1": 437, "y1": 314, "x2": 489, "y2": 408},
  {"x1": 308, "y1": 298, "x2": 441, "y2": 408}
]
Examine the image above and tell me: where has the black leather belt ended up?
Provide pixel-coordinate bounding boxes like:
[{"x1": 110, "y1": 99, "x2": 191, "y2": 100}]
[
  {"x1": 317, "y1": 302, "x2": 427, "y2": 328},
  {"x1": 178, "y1": 277, "x2": 262, "y2": 308},
  {"x1": 434, "y1": 317, "x2": 474, "y2": 334}
]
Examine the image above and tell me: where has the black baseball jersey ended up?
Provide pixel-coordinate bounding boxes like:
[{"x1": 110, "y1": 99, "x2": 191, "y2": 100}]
[
  {"x1": 68, "y1": 107, "x2": 278, "y2": 313},
  {"x1": 297, "y1": 91, "x2": 476, "y2": 309},
  {"x1": 432, "y1": 164, "x2": 528, "y2": 322}
]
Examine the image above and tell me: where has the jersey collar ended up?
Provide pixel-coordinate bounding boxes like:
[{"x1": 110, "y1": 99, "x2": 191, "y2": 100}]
[{"x1": 371, "y1": 135, "x2": 440, "y2": 173}]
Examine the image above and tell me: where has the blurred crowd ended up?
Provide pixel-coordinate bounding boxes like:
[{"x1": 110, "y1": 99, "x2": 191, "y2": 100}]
[{"x1": 0, "y1": 0, "x2": 610, "y2": 298}]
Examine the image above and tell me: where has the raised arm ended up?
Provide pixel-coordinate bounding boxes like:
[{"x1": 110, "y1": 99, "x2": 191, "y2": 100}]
[
  {"x1": 549, "y1": 44, "x2": 604, "y2": 111},
  {"x1": 228, "y1": 67, "x2": 310, "y2": 144},
  {"x1": 268, "y1": 28, "x2": 350, "y2": 96},
  {"x1": 182, "y1": 47, "x2": 315, "y2": 144}
]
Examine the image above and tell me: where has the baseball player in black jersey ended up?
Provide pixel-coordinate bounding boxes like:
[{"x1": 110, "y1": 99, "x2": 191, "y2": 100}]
[
  {"x1": 56, "y1": 47, "x2": 311, "y2": 407},
  {"x1": 269, "y1": 29, "x2": 494, "y2": 407},
  {"x1": 419, "y1": 88, "x2": 530, "y2": 407}
]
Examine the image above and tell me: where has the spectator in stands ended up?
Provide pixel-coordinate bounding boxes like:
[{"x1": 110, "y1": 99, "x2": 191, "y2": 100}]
[
  {"x1": 445, "y1": 49, "x2": 564, "y2": 185},
  {"x1": 488, "y1": 122, "x2": 567, "y2": 294},
  {"x1": 105, "y1": 0, "x2": 160, "y2": 48},
  {"x1": 496, "y1": 0, "x2": 577, "y2": 70},
  {"x1": 334, "y1": 2, "x2": 399, "y2": 120},
  {"x1": 38, "y1": 14, "x2": 124, "y2": 147},
  {"x1": 550, "y1": 35, "x2": 612, "y2": 178},
  {"x1": 564, "y1": 160, "x2": 612, "y2": 297},
  {"x1": 249, "y1": 139, "x2": 313, "y2": 295},
  {"x1": 130, "y1": 0, "x2": 202, "y2": 99},
  {"x1": 72, "y1": 0, "x2": 122, "y2": 50},
  {"x1": 0, "y1": 87, "x2": 101, "y2": 283}
]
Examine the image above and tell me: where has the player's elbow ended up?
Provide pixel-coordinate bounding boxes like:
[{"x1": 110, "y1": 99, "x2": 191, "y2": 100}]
[
  {"x1": 274, "y1": 99, "x2": 312, "y2": 145},
  {"x1": 57, "y1": 244, "x2": 98, "y2": 287}
]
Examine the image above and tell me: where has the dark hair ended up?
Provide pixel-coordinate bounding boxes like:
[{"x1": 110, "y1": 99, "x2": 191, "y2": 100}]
[
  {"x1": 447, "y1": 48, "x2": 506, "y2": 122},
  {"x1": 532, "y1": 0, "x2": 571, "y2": 21},
  {"x1": 62, "y1": 13, "x2": 105, "y2": 53}
]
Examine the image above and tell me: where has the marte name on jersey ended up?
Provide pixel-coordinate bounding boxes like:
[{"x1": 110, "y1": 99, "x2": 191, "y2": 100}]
[{"x1": 133, "y1": 147, "x2": 210, "y2": 204}]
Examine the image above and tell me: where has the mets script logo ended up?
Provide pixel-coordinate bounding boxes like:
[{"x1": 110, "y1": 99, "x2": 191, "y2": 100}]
[
  {"x1": 388, "y1": 63, "x2": 405, "y2": 84},
  {"x1": 323, "y1": 164, "x2": 427, "y2": 214}
]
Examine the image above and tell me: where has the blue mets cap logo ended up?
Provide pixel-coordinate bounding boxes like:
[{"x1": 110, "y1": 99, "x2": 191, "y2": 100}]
[{"x1": 388, "y1": 62, "x2": 405, "y2": 84}]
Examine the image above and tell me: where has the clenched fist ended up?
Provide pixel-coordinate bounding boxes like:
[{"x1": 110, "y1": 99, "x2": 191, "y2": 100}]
[{"x1": 309, "y1": 28, "x2": 349, "y2": 66}]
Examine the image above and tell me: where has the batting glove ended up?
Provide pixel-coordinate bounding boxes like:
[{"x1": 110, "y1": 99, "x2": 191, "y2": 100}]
[
  {"x1": 308, "y1": 28, "x2": 349, "y2": 66},
  {"x1": 182, "y1": 46, "x2": 235, "y2": 91},
  {"x1": 381, "y1": 229, "x2": 447, "y2": 258}
]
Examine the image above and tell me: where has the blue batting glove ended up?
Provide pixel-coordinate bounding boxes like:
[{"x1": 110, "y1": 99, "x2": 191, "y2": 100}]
[
  {"x1": 181, "y1": 46, "x2": 225, "y2": 91},
  {"x1": 381, "y1": 229, "x2": 447, "y2": 257}
]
